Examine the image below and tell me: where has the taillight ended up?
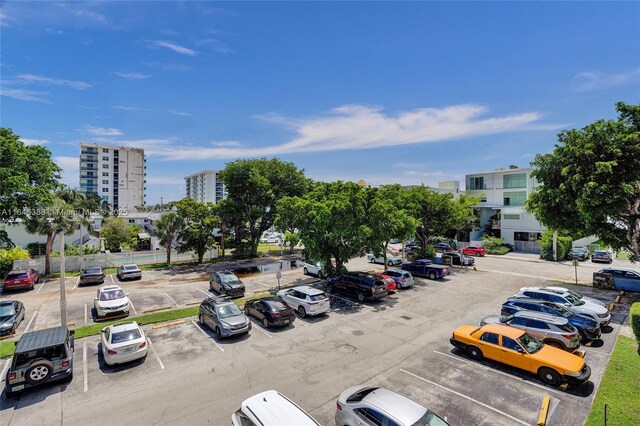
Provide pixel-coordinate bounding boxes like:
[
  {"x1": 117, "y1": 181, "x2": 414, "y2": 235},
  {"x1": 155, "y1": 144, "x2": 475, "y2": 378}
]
[
  {"x1": 308, "y1": 301, "x2": 318, "y2": 305},
  {"x1": 336, "y1": 401, "x2": 342, "y2": 411},
  {"x1": 139, "y1": 341, "x2": 147, "y2": 349},
  {"x1": 8, "y1": 372, "x2": 16, "y2": 380},
  {"x1": 61, "y1": 360, "x2": 69, "y2": 367},
  {"x1": 107, "y1": 349, "x2": 118, "y2": 355},
  {"x1": 562, "y1": 334, "x2": 574, "y2": 339}
]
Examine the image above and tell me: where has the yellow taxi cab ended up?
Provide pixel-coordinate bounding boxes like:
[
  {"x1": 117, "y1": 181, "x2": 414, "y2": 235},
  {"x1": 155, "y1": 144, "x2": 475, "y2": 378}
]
[{"x1": 450, "y1": 323, "x2": 590, "y2": 387}]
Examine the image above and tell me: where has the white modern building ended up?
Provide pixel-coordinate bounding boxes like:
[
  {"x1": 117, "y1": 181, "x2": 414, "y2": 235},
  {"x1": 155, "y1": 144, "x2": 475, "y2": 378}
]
[
  {"x1": 465, "y1": 165, "x2": 546, "y2": 252},
  {"x1": 185, "y1": 170, "x2": 226, "y2": 204},
  {"x1": 79, "y1": 143, "x2": 146, "y2": 212}
]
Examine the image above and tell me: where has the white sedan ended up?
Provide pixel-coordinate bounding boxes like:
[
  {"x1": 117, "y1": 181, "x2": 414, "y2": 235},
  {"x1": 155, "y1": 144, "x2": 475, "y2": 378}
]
[
  {"x1": 94, "y1": 285, "x2": 130, "y2": 318},
  {"x1": 100, "y1": 322, "x2": 148, "y2": 365},
  {"x1": 367, "y1": 253, "x2": 402, "y2": 266}
]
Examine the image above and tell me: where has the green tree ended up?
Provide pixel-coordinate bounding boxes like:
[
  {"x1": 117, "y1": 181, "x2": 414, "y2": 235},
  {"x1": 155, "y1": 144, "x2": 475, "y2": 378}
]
[
  {"x1": 219, "y1": 158, "x2": 308, "y2": 258},
  {"x1": 527, "y1": 102, "x2": 640, "y2": 262},
  {"x1": 448, "y1": 194, "x2": 480, "y2": 241},
  {"x1": 405, "y1": 186, "x2": 457, "y2": 249},
  {"x1": 155, "y1": 211, "x2": 184, "y2": 265},
  {"x1": 0, "y1": 128, "x2": 62, "y2": 223},
  {"x1": 0, "y1": 230, "x2": 14, "y2": 249},
  {"x1": 275, "y1": 196, "x2": 302, "y2": 254},
  {"x1": 0, "y1": 247, "x2": 31, "y2": 277},
  {"x1": 100, "y1": 216, "x2": 139, "y2": 252},
  {"x1": 175, "y1": 198, "x2": 219, "y2": 264}
]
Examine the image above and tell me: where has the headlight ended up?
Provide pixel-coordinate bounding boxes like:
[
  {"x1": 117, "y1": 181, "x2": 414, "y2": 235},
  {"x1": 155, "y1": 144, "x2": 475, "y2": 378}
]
[
  {"x1": 564, "y1": 370, "x2": 581, "y2": 377},
  {"x1": 0, "y1": 323, "x2": 11, "y2": 329}
]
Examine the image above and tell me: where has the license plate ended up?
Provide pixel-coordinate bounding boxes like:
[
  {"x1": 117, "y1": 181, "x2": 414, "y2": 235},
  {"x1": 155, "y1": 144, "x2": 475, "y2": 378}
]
[
  {"x1": 13, "y1": 385, "x2": 24, "y2": 391},
  {"x1": 284, "y1": 320, "x2": 289, "y2": 324}
]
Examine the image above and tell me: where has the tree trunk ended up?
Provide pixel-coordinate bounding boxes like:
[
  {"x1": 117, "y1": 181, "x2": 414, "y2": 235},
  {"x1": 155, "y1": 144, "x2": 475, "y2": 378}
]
[
  {"x1": 198, "y1": 251, "x2": 204, "y2": 264},
  {"x1": 45, "y1": 231, "x2": 54, "y2": 275},
  {"x1": 382, "y1": 243, "x2": 388, "y2": 269},
  {"x1": 166, "y1": 236, "x2": 172, "y2": 265}
]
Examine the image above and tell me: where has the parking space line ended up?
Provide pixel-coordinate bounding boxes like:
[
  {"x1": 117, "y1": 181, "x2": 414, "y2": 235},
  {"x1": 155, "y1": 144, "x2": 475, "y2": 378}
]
[
  {"x1": 84, "y1": 304, "x2": 88, "y2": 326},
  {"x1": 400, "y1": 369, "x2": 529, "y2": 425},
  {"x1": 110, "y1": 274, "x2": 115, "y2": 284},
  {"x1": 251, "y1": 280, "x2": 273, "y2": 289},
  {"x1": 249, "y1": 320, "x2": 272, "y2": 338},
  {"x1": 36, "y1": 280, "x2": 46, "y2": 294},
  {"x1": 297, "y1": 320, "x2": 309, "y2": 327},
  {"x1": 129, "y1": 300, "x2": 138, "y2": 316},
  {"x1": 146, "y1": 337, "x2": 165, "y2": 369},
  {"x1": 191, "y1": 320, "x2": 224, "y2": 352},
  {"x1": 72, "y1": 277, "x2": 80, "y2": 290},
  {"x1": 196, "y1": 288, "x2": 210, "y2": 297},
  {"x1": 163, "y1": 292, "x2": 180, "y2": 308},
  {"x1": 24, "y1": 310, "x2": 38, "y2": 333},
  {"x1": 82, "y1": 341, "x2": 88, "y2": 392},
  {"x1": 143, "y1": 271, "x2": 154, "y2": 281},
  {"x1": 0, "y1": 358, "x2": 12, "y2": 382},
  {"x1": 584, "y1": 348, "x2": 611, "y2": 357}
]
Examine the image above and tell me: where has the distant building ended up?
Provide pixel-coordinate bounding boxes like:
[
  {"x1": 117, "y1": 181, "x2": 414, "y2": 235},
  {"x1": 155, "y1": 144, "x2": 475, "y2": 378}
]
[
  {"x1": 79, "y1": 143, "x2": 146, "y2": 211},
  {"x1": 465, "y1": 165, "x2": 545, "y2": 252},
  {"x1": 401, "y1": 181, "x2": 460, "y2": 197},
  {"x1": 185, "y1": 170, "x2": 227, "y2": 204}
]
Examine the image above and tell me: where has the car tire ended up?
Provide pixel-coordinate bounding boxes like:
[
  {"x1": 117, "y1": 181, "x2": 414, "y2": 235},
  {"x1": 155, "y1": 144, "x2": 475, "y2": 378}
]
[
  {"x1": 466, "y1": 346, "x2": 483, "y2": 360},
  {"x1": 263, "y1": 318, "x2": 269, "y2": 328},
  {"x1": 25, "y1": 360, "x2": 54, "y2": 385},
  {"x1": 357, "y1": 292, "x2": 365, "y2": 303},
  {"x1": 387, "y1": 260, "x2": 394, "y2": 266},
  {"x1": 303, "y1": 267, "x2": 308, "y2": 275},
  {"x1": 577, "y1": 330, "x2": 588, "y2": 343},
  {"x1": 62, "y1": 370, "x2": 73, "y2": 383},
  {"x1": 545, "y1": 340, "x2": 565, "y2": 350},
  {"x1": 428, "y1": 272, "x2": 436, "y2": 280},
  {"x1": 298, "y1": 306, "x2": 307, "y2": 318},
  {"x1": 538, "y1": 367, "x2": 562, "y2": 387},
  {"x1": 199, "y1": 314, "x2": 205, "y2": 326},
  {"x1": 369, "y1": 258, "x2": 375, "y2": 263},
  {"x1": 215, "y1": 327, "x2": 222, "y2": 340}
]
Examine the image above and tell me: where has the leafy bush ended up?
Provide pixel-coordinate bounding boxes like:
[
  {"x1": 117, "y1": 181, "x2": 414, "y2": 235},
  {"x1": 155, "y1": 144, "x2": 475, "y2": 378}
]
[
  {"x1": 489, "y1": 246, "x2": 510, "y2": 255},
  {"x1": 631, "y1": 303, "x2": 640, "y2": 345},
  {"x1": 412, "y1": 244, "x2": 436, "y2": 260},
  {"x1": 0, "y1": 247, "x2": 31, "y2": 277},
  {"x1": 539, "y1": 230, "x2": 573, "y2": 261},
  {"x1": 481, "y1": 235, "x2": 509, "y2": 255}
]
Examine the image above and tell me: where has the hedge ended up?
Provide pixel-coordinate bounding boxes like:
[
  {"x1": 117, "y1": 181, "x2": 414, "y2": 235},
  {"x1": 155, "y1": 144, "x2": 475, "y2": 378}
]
[{"x1": 631, "y1": 302, "x2": 640, "y2": 345}]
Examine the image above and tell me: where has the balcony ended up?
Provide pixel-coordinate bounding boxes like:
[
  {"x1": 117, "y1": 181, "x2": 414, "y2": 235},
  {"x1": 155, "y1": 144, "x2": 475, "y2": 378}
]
[
  {"x1": 81, "y1": 166, "x2": 98, "y2": 171},
  {"x1": 81, "y1": 155, "x2": 98, "y2": 163},
  {"x1": 81, "y1": 149, "x2": 98, "y2": 155},
  {"x1": 80, "y1": 182, "x2": 97, "y2": 188},
  {"x1": 80, "y1": 174, "x2": 97, "y2": 179}
]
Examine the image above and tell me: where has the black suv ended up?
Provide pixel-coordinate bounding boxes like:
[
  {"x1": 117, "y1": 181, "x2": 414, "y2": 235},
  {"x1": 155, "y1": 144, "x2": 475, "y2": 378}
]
[
  {"x1": 5, "y1": 326, "x2": 75, "y2": 398},
  {"x1": 327, "y1": 272, "x2": 388, "y2": 302}
]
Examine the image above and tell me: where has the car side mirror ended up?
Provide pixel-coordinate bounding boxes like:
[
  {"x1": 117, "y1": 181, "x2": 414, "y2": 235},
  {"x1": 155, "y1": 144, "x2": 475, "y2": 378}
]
[
  {"x1": 126, "y1": 293, "x2": 130, "y2": 296},
  {"x1": 517, "y1": 347, "x2": 525, "y2": 353},
  {"x1": 94, "y1": 297, "x2": 98, "y2": 301}
]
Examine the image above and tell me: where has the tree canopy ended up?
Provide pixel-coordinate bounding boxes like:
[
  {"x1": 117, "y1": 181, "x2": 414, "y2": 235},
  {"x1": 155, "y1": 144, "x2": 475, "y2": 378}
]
[
  {"x1": 100, "y1": 216, "x2": 140, "y2": 252},
  {"x1": 155, "y1": 211, "x2": 184, "y2": 265},
  {"x1": 175, "y1": 198, "x2": 219, "y2": 263},
  {"x1": 527, "y1": 102, "x2": 640, "y2": 261}
]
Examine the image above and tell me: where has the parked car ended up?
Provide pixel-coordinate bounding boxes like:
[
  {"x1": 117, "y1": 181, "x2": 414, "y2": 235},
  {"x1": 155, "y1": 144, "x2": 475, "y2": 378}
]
[
  {"x1": 450, "y1": 323, "x2": 590, "y2": 387},
  {"x1": 462, "y1": 246, "x2": 487, "y2": 257},
  {"x1": 210, "y1": 270, "x2": 245, "y2": 297},
  {"x1": 401, "y1": 259, "x2": 451, "y2": 280},
  {"x1": 260, "y1": 235, "x2": 282, "y2": 244},
  {"x1": 540, "y1": 286, "x2": 607, "y2": 307},
  {"x1": 2, "y1": 269, "x2": 39, "y2": 291},
  {"x1": 303, "y1": 261, "x2": 325, "y2": 278},
  {"x1": 244, "y1": 297, "x2": 296, "y2": 328},
  {"x1": 79, "y1": 266, "x2": 105, "y2": 286},
  {"x1": 366, "y1": 253, "x2": 402, "y2": 266},
  {"x1": 116, "y1": 264, "x2": 142, "y2": 281},
  {"x1": 514, "y1": 287, "x2": 611, "y2": 326},
  {"x1": 501, "y1": 297, "x2": 601, "y2": 342},
  {"x1": 100, "y1": 321, "x2": 147, "y2": 365},
  {"x1": 595, "y1": 267, "x2": 640, "y2": 292},
  {"x1": 377, "y1": 274, "x2": 397, "y2": 292},
  {"x1": 4, "y1": 326, "x2": 74, "y2": 398},
  {"x1": 0, "y1": 300, "x2": 25, "y2": 336},
  {"x1": 480, "y1": 311, "x2": 581, "y2": 351},
  {"x1": 335, "y1": 386, "x2": 449, "y2": 426},
  {"x1": 327, "y1": 272, "x2": 388, "y2": 302},
  {"x1": 433, "y1": 242, "x2": 451, "y2": 253},
  {"x1": 231, "y1": 390, "x2": 320, "y2": 426},
  {"x1": 383, "y1": 268, "x2": 415, "y2": 289},
  {"x1": 591, "y1": 250, "x2": 613, "y2": 264},
  {"x1": 388, "y1": 238, "x2": 402, "y2": 244},
  {"x1": 199, "y1": 296, "x2": 251, "y2": 339},
  {"x1": 567, "y1": 247, "x2": 589, "y2": 261},
  {"x1": 387, "y1": 247, "x2": 402, "y2": 256},
  {"x1": 441, "y1": 252, "x2": 475, "y2": 266},
  {"x1": 277, "y1": 286, "x2": 330, "y2": 318},
  {"x1": 94, "y1": 285, "x2": 131, "y2": 319}
]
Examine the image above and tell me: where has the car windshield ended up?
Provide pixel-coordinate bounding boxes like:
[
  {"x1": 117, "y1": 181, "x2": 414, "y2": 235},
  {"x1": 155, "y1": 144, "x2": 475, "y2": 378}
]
[
  {"x1": 216, "y1": 304, "x2": 242, "y2": 319},
  {"x1": 100, "y1": 290, "x2": 125, "y2": 301},
  {"x1": 0, "y1": 305, "x2": 15, "y2": 317},
  {"x1": 411, "y1": 409, "x2": 449, "y2": 426},
  {"x1": 265, "y1": 300, "x2": 289, "y2": 311},
  {"x1": 564, "y1": 293, "x2": 584, "y2": 306},
  {"x1": 548, "y1": 303, "x2": 573, "y2": 318},
  {"x1": 84, "y1": 267, "x2": 102, "y2": 274},
  {"x1": 500, "y1": 315, "x2": 514, "y2": 323},
  {"x1": 6, "y1": 273, "x2": 28, "y2": 280},
  {"x1": 517, "y1": 333, "x2": 543, "y2": 353},
  {"x1": 308, "y1": 293, "x2": 327, "y2": 301},
  {"x1": 111, "y1": 329, "x2": 142, "y2": 343},
  {"x1": 219, "y1": 273, "x2": 240, "y2": 283},
  {"x1": 566, "y1": 290, "x2": 583, "y2": 300},
  {"x1": 124, "y1": 265, "x2": 138, "y2": 271}
]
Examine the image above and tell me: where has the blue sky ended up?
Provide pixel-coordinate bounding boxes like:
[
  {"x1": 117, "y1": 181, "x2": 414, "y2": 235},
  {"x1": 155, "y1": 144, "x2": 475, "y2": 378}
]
[{"x1": 1, "y1": 1, "x2": 639, "y2": 204}]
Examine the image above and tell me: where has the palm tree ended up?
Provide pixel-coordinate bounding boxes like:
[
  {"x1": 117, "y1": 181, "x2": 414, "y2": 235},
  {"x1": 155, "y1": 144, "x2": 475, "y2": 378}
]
[{"x1": 155, "y1": 212, "x2": 184, "y2": 265}]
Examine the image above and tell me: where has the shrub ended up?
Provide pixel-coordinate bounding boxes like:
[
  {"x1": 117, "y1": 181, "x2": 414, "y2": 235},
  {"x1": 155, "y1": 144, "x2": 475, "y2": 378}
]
[
  {"x1": 481, "y1": 235, "x2": 509, "y2": 255},
  {"x1": 631, "y1": 303, "x2": 640, "y2": 345},
  {"x1": 539, "y1": 230, "x2": 573, "y2": 261},
  {"x1": 413, "y1": 244, "x2": 436, "y2": 260},
  {"x1": 0, "y1": 247, "x2": 31, "y2": 277}
]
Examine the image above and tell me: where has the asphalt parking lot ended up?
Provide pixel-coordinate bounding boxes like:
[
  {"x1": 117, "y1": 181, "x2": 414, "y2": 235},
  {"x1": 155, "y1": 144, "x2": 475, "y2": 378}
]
[{"x1": 0, "y1": 255, "x2": 634, "y2": 425}]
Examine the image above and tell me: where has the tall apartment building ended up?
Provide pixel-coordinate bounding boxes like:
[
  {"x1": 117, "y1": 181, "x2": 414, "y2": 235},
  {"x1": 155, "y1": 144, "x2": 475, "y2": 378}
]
[
  {"x1": 184, "y1": 170, "x2": 226, "y2": 204},
  {"x1": 465, "y1": 165, "x2": 545, "y2": 252},
  {"x1": 79, "y1": 143, "x2": 146, "y2": 211}
]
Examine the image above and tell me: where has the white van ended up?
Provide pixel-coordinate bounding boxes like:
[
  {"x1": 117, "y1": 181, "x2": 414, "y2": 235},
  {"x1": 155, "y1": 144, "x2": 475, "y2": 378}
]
[{"x1": 231, "y1": 390, "x2": 319, "y2": 426}]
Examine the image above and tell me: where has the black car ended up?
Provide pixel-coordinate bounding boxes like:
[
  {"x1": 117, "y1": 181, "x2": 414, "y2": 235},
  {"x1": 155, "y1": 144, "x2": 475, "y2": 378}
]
[
  {"x1": 327, "y1": 272, "x2": 388, "y2": 302},
  {"x1": 441, "y1": 252, "x2": 475, "y2": 266},
  {"x1": 4, "y1": 326, "x2": 74, "y2": 398},
  {"x1": 501, "y1": 297, "x2": 601, "y2": 341},
  {"x1": 433, "y1": 242, "x2": 452, "y2": 253},
  {"x1": 567, "y1": 247, "x2": 590, "y2": 261},
  {"x1": 210, "y1": 270, "x2": 245, "y2": 297},
  {"x1": 0, "y1": 300, "x2": 25, "y2": 336},
  {"x1": 79, "y1": 266, "x2": 105, "y2": 286},
  {"x1": 244, "y1": 297, "x2": 296, "y2": 328}
]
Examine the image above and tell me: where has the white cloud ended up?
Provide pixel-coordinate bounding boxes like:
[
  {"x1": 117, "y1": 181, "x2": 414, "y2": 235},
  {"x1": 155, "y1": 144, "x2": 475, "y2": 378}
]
[
  {"x1": 17, "y1": 73, "x2": 91, "y2": 90},
  {"x1": 86, "y1": 126, "x2": 122, "y2": 136},
  {"x1": 21, "y1": 138, "x2": 49, "y2": 146},
  {"x1": 210, "y1": 141, "x2": 242, "y2": 147},
  {"x1": 1, "y1": 11, "x2": 18, "y2": 27},
  {"x1": 404, "y1": 170, "x2": 445, "y2": 178},
  {"x1": 114, "y1": 71, "x2": 152, "y2": 80},
  {"x1": 197, "y1": 38, "x2": 234, "y2": 54},
  {"x1": 572, "y1": 68, "x2": 640, "y2": 92},
  {"x1": 112, "y1": 105, "x2": 146, "y2": 111},
  {"x1": 169, "y1": 110, "x2": 191, "y2": 116},
  {"x1": 55, "y1": 156, "x2": 79, "y2": 188},
  {"x1": 149, "y1": 40, "x2": 198, "y2": 56},
  {"x1": 1, "y1": 87, "x2": 50, "y2": 103},
  {"x1": 72, "y1": 10, "x2": 108, "y2": 24}
]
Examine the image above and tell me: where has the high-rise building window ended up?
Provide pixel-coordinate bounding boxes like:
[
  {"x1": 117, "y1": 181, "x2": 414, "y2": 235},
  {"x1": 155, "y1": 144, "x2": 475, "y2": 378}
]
[
  {"x1": 102, "y1": 156, "x2": 109, "y2": 161},
  {"x1": 102, "y1": 180, "x2": 109, "y2": 184},
  {"x1": 102, "y1": 148, "x2": 109, "y2": 153},
  {"x1": 503, "y1": 173, "x2": 526, "y2": 189},
  {"x1": 103, "y1": 172, "x2": 109, "y2": 176},
  {"x1": 102, "y1": 188, "x2": 109, "y2": 193},
  {"x1": 102, "y1": 164, "x2": 109, "y2": 169},
  {"x1": 468, "y1": 177, "x2": 485, "y2": 190}
]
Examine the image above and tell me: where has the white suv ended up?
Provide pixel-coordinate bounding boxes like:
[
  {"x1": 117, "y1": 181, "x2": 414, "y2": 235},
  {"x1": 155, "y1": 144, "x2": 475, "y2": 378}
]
[
  {"x1": 277, "y1": 286, "x2": 330, "y2": 318},
  {"x1": 94, "y1": 285, "x2": 130, "y2": 319},
  {"x1": 515, "y1": 287, "x2": 611, "y2": 326},
  {"x1": 232, "y1": 390, "x2": 319, "y2": 426}
]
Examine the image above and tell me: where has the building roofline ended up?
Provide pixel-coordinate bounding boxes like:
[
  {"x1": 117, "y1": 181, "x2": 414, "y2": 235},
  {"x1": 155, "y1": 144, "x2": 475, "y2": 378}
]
[
  {"x1": 79, "y1": 142, "x2": 145, "y2": 153},
  {"x1": 184, "y1": 170, "x2": 220, "y2": 179},
  {"x1": 465, "y1": 167, "x2": 533, "y2": 177}
]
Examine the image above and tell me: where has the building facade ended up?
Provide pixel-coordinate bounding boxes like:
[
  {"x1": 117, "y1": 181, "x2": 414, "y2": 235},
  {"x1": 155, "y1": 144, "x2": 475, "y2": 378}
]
[
  {"x1": 79, "y1": 143, "x2": 146, "y2": 212},
  {"x1": 465, "y1": 166, "x2": 545, "y2": 252},
  {"x1": 185, "y1": 170, "x2": 226, "y2": 204}
]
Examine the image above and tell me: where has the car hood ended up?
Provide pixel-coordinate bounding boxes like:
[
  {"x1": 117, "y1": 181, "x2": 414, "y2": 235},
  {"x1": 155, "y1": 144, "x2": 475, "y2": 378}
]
[
  {"x1": 97, "y1": 298, "x2": 129, "y2": 308},
  {"x1": 0, "y1": 316, "x2": 16, "y2": 326},
  {"x1": 582, "y1": 297, "x2": 607, "y2": 307},
  {"x1": 531, "y1": 345, "x2": 585, "y2": 372},
  {"x1": 480, "y1": 315, "x2": 504, "y2": 326},
  {"x1": 575, "y1": 301, "x2": 608, "y2": 315},
  {"x1": 570, "y1": 315, "x2": 598, "y2": 329},
  {"x1": 220, "y1": 315, "x2": 247, "y2": 327},
  {"x1": 222, "y1": 281, "x2": 244, "y2": 289}
]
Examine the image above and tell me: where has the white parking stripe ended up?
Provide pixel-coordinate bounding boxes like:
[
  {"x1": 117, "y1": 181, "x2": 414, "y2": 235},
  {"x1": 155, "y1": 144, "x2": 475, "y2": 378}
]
[
  {"x1": 0, "y1": 358, "x2": 12, "y2": 382},
  {"x1": 82, "y1": 341, "x2": 88, "y2": 392},
  {"x1": 36, "y1": 280, "x2": 46, "y2": 294},
  {"x1": 110, "y1": 274, "x2": 115, "y2": 284},
  {"x1": 84, "y1": 303, "x2": 88, "y2": 326},
  {"x1": 191, "y1": 320, "x2": 224, "y2": 352},
  {"x1": 146, "y1": 337, "x2": 165, "y2": 369},
  {"x1": 399, "y1": 369, "x2": 529, "y2": 425},
  {"x1": 72, "y1": 276, "x2": 80, "y2": 290},
  {"x1": 163, "y1": 293, "x2": 179, "y2": 308},
  {"x1": 24, "y1": 311, "x2": 38, "y2": 332},
  {"x1": 129, "y1": 300, "x2": 137, "y2": 316},
  {"x1": 251, "y1": 280, "x2": 273, "y2": 289},
  {"x1": 196, "y1": 288, "x2": 210, "y2": 297},
  {"x1": 143, "y1": 271, "x2": 154, "y2": 280},
  {"x1": 297, "y1": 320, "x2": 309, "y2": 327},
  {"x1": 250, "y1": 321, "x2": 272, "y2": 338}
]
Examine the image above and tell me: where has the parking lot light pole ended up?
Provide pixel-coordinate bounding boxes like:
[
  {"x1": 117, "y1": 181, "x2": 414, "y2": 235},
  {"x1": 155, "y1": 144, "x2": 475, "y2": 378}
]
[{"x1": 59, "y1": 230, "x2": 67, "y2": 327}]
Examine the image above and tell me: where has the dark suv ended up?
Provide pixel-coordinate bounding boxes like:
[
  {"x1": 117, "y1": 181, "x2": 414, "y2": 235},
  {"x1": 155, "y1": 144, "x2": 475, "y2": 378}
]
[
  {"x1": 327, "y1": 272, "x2": 388, "y2": 302},
  {"x1": 209, "y1": 270, "x2": 245, "y2": 297},
  {"x1": 5, "y1": 326, "x2": 75, "y2": 398}
]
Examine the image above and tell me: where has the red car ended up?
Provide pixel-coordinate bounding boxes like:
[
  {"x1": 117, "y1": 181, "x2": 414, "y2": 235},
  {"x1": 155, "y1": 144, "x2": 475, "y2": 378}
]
[
  {"x1": 462, "y1": 246, "x2": 487, "y2": 257},
  {"x1": 379, "y1": 274, "x2": 397, "y2": 292},
  {"x1": 2, "y1": 269, "x2": 39, "y2": 291}
]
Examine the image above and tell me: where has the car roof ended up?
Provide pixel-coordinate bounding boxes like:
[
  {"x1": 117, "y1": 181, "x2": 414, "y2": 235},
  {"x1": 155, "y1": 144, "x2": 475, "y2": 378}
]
[
  {"x1": 99, "y1": 285, "x2": 123, "y2": 292},
  {"x1": 541, "y1": 286, "x2": 569, "y2": 293},
  {"x1": 241, "y1": 390, "x2": 319, "y2": 425},
  {"x1": 600, "y1": 267, "x2": 639, "y2": 274},
  {"x1": 289, "y1": 285, "x2": 324, "y2": 295},
  {"x1": 519, "y1": 287, "x2": 562, "y2": 297},
  {"x1": 361, "y1": 388, "x2": 427, "y2": 423},
  {"x1": 0, "y1": 300, "x2": 16, "y2": 306},
  {"x1": 15, "y1": 326, "x2": 68, "y2": 353},
  {"x1": 512, "y1": 310, "x2": 567, "y2": 324},
  {"x1": 108, "y1": 321, "x2": 140, "y2": 332},
  {"x1": 506, "y1": 297, "x2": 548, "y2": 305},
  {"x1": 7, "y1": 269, "x2": 30, "y2": 274},
  {"x1": 481, "y1": 323, "x2": 525, "y2": 339}
]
